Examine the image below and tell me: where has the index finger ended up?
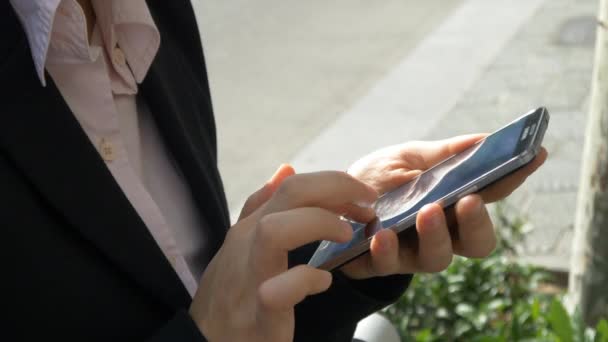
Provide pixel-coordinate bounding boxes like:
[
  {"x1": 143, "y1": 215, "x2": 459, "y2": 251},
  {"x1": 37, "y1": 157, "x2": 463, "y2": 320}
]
[{"x1": 262, "y1": 171, "x2": 378, "y2": 216}]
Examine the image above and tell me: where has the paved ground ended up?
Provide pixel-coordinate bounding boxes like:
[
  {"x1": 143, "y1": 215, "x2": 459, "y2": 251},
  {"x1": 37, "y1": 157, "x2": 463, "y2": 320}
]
[
  {"x1": 195, "y1": 0, "x2": 598, "y2": 271},
  {"x1": 195, "y1": 0, "x2": 464, "y2": 212},
  {"x1": 430, "y1": 0, "x2": 597, "y2": 271}
]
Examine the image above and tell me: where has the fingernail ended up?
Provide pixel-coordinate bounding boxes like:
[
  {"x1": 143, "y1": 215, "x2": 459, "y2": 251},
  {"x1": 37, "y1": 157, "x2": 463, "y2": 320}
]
[
  {"x1": 425, "y1": 208, "x2": 442, "y2": 228},
  {"x1": 377, "y1": 236, "x2": 389, "y2": 252},
  {"x1": 466, "y1": 195, "x2": 484, "y2": 215},
  {"x1": 268, "y1": 164, "x2": 284, "y2": 182}
]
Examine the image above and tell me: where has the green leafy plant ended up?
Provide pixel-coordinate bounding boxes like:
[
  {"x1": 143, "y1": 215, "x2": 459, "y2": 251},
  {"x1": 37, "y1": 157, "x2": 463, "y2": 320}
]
[{"x1": 383, "y1": 202, "x2": 608, "y2": 342}]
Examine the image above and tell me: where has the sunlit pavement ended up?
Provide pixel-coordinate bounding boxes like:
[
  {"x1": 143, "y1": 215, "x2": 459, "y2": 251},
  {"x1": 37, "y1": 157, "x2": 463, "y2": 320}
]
[{"x1": 194, "y1": 0, "x2": 597, "y2": 271}]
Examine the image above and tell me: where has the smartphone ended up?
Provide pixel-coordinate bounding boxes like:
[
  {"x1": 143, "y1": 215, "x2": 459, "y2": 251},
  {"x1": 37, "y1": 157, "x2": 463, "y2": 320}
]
[{"x1": 308, "y1": 107, "x2": 549, "y2": 271}]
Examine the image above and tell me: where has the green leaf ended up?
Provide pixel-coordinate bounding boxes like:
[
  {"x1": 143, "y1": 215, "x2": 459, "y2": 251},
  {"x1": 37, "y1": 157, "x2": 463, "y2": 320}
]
[
  {"x1": 385, "y1": 204, "x2": 590, "y2": 342},
  {"x1": 472, "y1": 335, "x2": 505, "y2": 342},
  {"x1": 547, "y1": 299, "x2": 574, "y2": 342},
  {"x1": 436, "y1": 307, "x2": 449, "y2": 319},
  {"x1": 531, "y1": 298, "x2": 541, "y2": 320},
  {"x1": 488, "y1": 298, "x2": 508, "y2": 311},
  {"x1": 595, "y1": 319, "x2": 608, "y2": 342},
  {"x1": 571, "y1": 308, "x2": 587, "y2": 342},
  {"x1": 415, "y1": 328, "x2": 433, "y2": 342},
  {"x1": 511, "y1": 308, "x2": 520, "y2": 340},
  {"x1": 518, "y1": 311, "x2": 532, "y2": 331},
  {"x1": 456, "y1": 303, "x2": 475, "y2": 318},
  {"x1": 455, "y1": 320, "x2": 473, "y2": 338},
  {"x1": 447, "y1": 274, "x2": 466, "y2": 284}
]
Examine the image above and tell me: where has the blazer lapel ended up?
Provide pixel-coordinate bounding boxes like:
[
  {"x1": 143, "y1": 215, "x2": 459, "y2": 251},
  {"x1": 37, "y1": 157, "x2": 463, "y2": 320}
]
[{"x1": 0, "y1": 28, "x2": 191, "y2": 310}]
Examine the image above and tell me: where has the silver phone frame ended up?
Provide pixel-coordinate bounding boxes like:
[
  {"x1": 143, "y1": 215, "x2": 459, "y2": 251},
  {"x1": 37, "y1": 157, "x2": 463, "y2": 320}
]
[{"x1": 309, "y1": 107, "x2": 550, "y2": 271}]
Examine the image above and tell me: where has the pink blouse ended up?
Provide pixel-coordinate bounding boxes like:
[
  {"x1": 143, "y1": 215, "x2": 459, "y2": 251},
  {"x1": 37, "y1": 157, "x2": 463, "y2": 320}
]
[{"x1": 10, "y1": 0, "x2": 209, "y2": 297}]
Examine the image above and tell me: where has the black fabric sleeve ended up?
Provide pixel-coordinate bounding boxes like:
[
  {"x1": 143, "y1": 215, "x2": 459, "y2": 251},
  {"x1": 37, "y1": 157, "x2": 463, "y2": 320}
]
[
  {"x1": 147, "y1": 310, "x2": 207, "y2": 342},
  {"x1": 144, "y1": 273, "x2": 411, "y2": 342},
  {"x1": 290, "y1": 243, "x2": 413, "y2": 342}
]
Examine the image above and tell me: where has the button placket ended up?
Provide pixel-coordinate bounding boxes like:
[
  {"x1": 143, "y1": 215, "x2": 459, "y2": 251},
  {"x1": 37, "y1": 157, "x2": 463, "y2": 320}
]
[
  {"x1": 45, "y1": 0, "x2": 198, "y2": 295},
  {"x1": 99, "y1": 137, "x2": 116, "y2": 162}
]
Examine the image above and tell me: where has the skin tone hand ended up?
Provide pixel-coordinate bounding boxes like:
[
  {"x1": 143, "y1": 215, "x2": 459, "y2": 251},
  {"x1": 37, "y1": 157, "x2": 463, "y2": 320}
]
[
  {"x1": 341, "y1": 134, "x2": 548, "y2": 279},
  {"x1": 190, "y1": 134, "x2": 546, "y2": 340},
  {"x1": 189, "y1": 165, "x2": 378, "y2": 342}
]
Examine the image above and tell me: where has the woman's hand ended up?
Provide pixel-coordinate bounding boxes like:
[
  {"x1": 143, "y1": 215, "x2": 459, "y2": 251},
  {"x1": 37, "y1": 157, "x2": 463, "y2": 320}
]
[
  {"x1": 341, "y1": 134, "x2": 548, "y2": 279},
  {"x1": 189, "y1": 165, "x2": 378, "y2": 342}
]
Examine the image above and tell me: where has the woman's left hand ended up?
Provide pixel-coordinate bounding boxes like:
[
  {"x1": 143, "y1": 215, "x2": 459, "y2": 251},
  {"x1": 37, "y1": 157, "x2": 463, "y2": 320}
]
[{"x1": 341, "y1": 134, "x2": 548, "y2": 279}]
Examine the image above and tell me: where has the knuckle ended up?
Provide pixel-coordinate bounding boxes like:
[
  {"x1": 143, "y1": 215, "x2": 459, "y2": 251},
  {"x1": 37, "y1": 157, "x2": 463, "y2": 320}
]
[
  {"x1": 336, "y1": 170, "x2": 356, "y2": 180},
  {"x1": 298, "y1": 265, "x2": 330, "y2": 293},
  {"x1": 409, "y1": 152, "x2": 427, "y2": 168},
  {"x1": 256, "y1": 214, "x2": 279, "y2": 246},
  {"x1": 256, "y1": 284, "x2": 275, "y2": 311},
  {"x1": 432, "y1": 232, "x2": 452, "y2": 252},
  {"x1": 435, "y1": 254, "x2": 454, "y2": 272},
  {"x1": 425, "y1": 253, "x2": 453, "y2": 273},
  {"x1": 243, "y1": 191, "x2": 260, "y2": 207},
  {"x1": 471, "y1": 238, "x2": 497, "y2": 258},
  {"x1": 330, "y1": 170, "x2": 360, "y2": 186},
  {"x1": 372, "y1": 261, "x2": 394, "y2": 277},
  {"x1": 275, "y1": 175, "x2": 299, "y2": 198}
]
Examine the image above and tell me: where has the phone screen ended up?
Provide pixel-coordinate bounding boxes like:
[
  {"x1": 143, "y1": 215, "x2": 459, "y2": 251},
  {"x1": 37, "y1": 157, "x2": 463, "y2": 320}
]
[
  {"x1": 309, "y1": 109, "x2": 544, "y2": 269},
  {"x1": 375, "y1": 116, "x2": 527, "y2": 227}
]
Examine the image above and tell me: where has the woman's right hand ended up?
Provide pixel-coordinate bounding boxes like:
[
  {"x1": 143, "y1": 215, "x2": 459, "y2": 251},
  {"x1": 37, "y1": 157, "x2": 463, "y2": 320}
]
[{"x1": 189, "y1": 168, "x2": 378, "y2": 342}]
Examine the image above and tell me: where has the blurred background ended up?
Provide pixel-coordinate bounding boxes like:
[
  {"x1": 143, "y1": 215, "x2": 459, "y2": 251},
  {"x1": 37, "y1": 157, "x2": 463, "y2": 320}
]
[
  {"x1": 193, "y1": 0, "x2": 607, "y2": 340},
  {"x1": 195, "y1": 0, "x2": 594, "y2": 270}
]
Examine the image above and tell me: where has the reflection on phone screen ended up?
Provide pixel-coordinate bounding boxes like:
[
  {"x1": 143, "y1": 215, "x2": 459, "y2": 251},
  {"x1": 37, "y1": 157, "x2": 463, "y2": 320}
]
[{"x1": 375, "y1": 143, "x2": 480, "y2": 225}]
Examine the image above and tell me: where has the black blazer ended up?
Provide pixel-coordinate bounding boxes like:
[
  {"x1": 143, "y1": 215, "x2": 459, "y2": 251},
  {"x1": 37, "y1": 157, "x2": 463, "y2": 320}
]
[{"x1": 0, "y1": 1, "x2": 411, "y2": 341}]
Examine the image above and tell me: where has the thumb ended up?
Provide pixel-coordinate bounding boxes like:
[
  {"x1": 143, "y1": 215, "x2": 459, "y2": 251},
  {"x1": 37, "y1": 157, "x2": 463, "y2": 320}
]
[{"x1": 238, "y1": 164, "x2": 296, "y2": 221}]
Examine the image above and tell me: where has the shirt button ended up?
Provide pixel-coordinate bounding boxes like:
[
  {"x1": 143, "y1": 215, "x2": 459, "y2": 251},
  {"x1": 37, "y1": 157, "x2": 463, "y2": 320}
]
[
  {"x1": 112, "y1": 47, "x2": 126, "y2": 67},
  {"x1": 99, "y1": 138, "x2": 116, "y2": 162}
]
